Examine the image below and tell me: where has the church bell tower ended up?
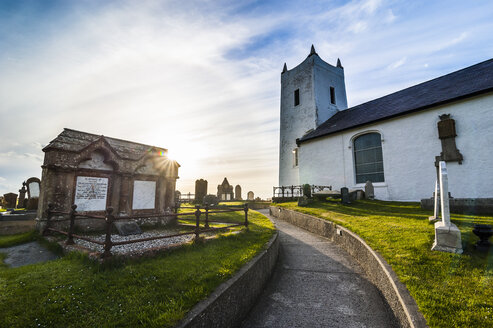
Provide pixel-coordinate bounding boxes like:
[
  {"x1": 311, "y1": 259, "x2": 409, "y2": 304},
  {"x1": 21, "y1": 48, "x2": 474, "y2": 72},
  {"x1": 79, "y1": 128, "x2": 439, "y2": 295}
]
[{"x1": 279, "y1": 45, "x2": 348, "y2": 187}]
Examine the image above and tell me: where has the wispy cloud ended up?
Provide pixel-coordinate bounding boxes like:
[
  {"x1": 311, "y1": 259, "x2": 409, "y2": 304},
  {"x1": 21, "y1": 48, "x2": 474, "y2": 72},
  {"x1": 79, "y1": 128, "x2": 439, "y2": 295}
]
[
  {"x1": 387, "y1": 56, "x2": 407, "y2": 70},
  {"x1": 1, "y1": 0, "x2": 493, "y2": 198}
]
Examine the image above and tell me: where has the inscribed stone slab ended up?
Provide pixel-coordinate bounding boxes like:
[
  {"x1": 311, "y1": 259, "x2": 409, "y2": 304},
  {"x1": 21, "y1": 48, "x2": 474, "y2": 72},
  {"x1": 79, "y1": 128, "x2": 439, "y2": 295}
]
[
  {"x1": 74, "y1": 176, "x2": 108, "y2": 211},
  {"x1": 132, "y1": 180, "x2": 156, "y2": 210},
  {"x1": 28, "y1": 182, "x2": 40, "y2": 198}
]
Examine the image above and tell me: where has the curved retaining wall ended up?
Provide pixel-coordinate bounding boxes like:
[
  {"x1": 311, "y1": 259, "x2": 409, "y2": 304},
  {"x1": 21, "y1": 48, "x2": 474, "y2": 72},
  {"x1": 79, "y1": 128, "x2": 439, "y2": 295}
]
[
  {"x1": 176, "y1": 231, "x2": 279, "y2": 328},
  {"x1": 270, "y1": 206, "x2": 427, "y2": 328}
]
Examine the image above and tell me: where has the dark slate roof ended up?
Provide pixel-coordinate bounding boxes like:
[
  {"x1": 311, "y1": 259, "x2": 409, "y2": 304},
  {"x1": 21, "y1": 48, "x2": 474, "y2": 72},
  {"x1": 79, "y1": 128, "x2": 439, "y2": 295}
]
[
  {"x1": 300, "y1": 58, "x2": 493, "y2": 143},
  {"x1": 43, "y1": 128, "x2": 167, "y2": 160}
]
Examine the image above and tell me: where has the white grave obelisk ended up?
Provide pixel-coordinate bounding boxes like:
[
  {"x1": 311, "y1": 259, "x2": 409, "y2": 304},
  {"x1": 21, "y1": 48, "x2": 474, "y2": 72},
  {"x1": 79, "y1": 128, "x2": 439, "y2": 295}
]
[{"x1": 431, "y1": 161, "x2": 463, "y2": 253}]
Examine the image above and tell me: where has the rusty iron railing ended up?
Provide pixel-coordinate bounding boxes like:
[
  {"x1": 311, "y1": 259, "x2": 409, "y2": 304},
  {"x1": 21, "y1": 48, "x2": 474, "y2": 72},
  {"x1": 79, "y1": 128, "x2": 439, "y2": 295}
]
[{"x1": 43, "y1": 202, "x2": 249, "y2": 258}]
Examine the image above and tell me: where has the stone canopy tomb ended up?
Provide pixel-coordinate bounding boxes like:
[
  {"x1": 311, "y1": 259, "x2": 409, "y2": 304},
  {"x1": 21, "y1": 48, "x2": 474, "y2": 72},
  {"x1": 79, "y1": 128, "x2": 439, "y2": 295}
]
[
  {"x1": 217, "y1": 178, "x2": 234, "y2": 201},
  {"x1": 37, "y1": 129, "x2": 180, "y2": 231}
]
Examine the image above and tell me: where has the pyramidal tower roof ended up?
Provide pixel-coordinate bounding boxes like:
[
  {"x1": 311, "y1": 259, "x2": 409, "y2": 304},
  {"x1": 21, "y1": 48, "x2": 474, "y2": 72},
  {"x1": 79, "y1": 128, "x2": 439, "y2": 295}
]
[{"x1": 308, "y1": 44, "x2": 317, "y2": 57}]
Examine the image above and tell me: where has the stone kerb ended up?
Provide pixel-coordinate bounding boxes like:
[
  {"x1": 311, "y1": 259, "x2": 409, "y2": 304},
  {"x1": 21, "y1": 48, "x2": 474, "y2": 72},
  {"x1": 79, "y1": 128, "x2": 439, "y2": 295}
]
[
  {"x1": 269, "y1": 206, "x2": 428, "y2": 328},
  {"x1": 175, "y1": 231, "x2": 279, "y2": 328}
]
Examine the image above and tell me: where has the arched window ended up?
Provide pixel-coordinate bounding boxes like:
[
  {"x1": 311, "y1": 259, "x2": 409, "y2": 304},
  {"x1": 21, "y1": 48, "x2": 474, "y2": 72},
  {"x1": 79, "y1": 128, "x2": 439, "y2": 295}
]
[{"x1": 353, "y1": 133, "x2": 384, "y2": 184}]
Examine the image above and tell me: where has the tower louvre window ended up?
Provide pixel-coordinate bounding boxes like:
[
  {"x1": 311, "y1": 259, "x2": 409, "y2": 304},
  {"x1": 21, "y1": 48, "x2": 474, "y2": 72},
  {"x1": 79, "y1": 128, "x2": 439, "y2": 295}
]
[
  {"x1": 293, "y1": 148, "x2": 299, "y2": 167},
  {"x1": 294, "y1": 89, "x2": 300, "y2": 106},
  {"x1": 330, "y1": 87, "x2": 336, "y2": 105}
]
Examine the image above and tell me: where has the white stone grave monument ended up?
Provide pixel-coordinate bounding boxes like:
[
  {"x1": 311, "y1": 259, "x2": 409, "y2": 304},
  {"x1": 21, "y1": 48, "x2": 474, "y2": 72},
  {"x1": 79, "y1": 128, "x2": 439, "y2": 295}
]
[{"x1": 431, "y1": 161, "x2": 463, "y2": 254}]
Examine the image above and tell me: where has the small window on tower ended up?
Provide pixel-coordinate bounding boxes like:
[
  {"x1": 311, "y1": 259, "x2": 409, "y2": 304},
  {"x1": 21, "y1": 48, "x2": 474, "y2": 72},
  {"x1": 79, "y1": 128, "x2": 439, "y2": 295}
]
[
  {"x1": 330, "y1": 87, "x2": 336, "y2": 105},
  {"x1": 294, "y1": 89, "x2": 300, "y2": 106},
  {"x1": 293, "y1": 148, "x2": 299, "y2": 167}
]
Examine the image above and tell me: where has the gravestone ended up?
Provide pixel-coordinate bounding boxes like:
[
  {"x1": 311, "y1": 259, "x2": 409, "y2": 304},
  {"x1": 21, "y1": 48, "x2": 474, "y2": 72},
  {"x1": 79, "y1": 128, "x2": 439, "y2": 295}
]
[
  {"x1": 437, "y1": 114, "x2": 463, "y2": 164},
  {"x1": 113, "y1": 221, "x2": 143, "y2": 236},
  {"x1": 235, "y1": 185, "x2": 242, "y2": 200},
  {"x1": 3, "y1": 193, "x2": 18, "y2": 209},
  {"x1": 195, "y1": 179, "x2": 208, "y2": 203},
  {"x1": 247, "y1": 191, "x2": 254, "y2": 201},
  {"x1": 428, "y1": 180, "x2": 440, "y2": 222},
  {"x1": 203, "y1": 194, "x2": 219, "y2": 206},
  {"x1": 365, "y1": 181, "x2": 374, "y2": 200},
  {"x1": 26, "y1": 178, "x2": 40, "y2": 198},
  {"x1": 431, "y1": 161, "x2": 462, "y2": 253},
  {"x1": 17, "y1": 182, "x2": 27, "y2": 209},
  {"x1": 26, "y1": 177, "x2": 41, "y2": 210},
  {"x1": 174, "y1": 190, "x2": 181, "y2": 202},
  {"x1": 313, "y1": 190, "x2": 335, "y2": 201},
  {"x1": 341, "y1": 187, "x2": 350, "y2": 204}
]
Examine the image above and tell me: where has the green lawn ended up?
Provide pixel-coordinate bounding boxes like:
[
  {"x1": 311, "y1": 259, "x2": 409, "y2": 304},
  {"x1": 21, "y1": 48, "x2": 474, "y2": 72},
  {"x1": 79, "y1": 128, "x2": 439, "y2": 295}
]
[
  {"x1": 0, "y1": 210, "x2": 275, "y2": 328},
  {"x1": 0, "y1": 230, "x2": 37, "y2": 248},
  {"x1": 278, "y1": 199, "x2": 493, "y2": 328}
]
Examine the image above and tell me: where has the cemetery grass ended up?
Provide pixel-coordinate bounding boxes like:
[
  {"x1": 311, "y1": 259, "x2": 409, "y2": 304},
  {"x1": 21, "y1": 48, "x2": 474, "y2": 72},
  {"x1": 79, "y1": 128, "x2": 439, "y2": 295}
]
[
  {"x1": 0, "y1": 211, "x2": 275, "y2": 328},
  {"x1": 279, "y1": 200, "x2": 493, "y2": 328},
  {"x1": 0, "y1": 230, "x2": 37, "y2": 248}
]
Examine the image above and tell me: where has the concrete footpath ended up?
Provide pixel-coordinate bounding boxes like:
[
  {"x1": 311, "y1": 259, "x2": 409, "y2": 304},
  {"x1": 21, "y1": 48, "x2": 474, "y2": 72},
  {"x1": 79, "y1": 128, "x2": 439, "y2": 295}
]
[{"x1": 241, "y1": 209, "x2": 398, "y2": 328}]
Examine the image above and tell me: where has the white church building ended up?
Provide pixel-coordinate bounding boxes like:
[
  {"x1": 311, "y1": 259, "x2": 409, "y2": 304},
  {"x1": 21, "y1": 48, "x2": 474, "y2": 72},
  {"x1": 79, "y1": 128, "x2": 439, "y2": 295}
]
[{"x1": 279, "y1": 46, "x2": 493, "y2": 201}]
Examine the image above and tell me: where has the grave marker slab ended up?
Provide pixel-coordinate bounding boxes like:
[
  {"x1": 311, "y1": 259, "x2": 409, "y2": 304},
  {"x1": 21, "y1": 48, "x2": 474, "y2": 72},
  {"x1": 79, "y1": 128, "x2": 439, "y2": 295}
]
[
  {"x1": 341, "y1": 187, "x2": 350, "y2": 204},
  {"x1": 3, "y1": 193, "x2": 18, "y2": 209},
  {"x1": 113, "y1": 221, "x2": 142, "y2": 236},
  {"x1": 429, "y1": 180, "x2": 440, "y2": 222},
  {"x1": 364, "y1": 181, "x2": 374, "y2": 200},
  {"x1": 235, "y1": 185, "x2": 242, "y2": 200},
  {"x1": 195, "y1": 179, "x2": 208, "y2": 204}
]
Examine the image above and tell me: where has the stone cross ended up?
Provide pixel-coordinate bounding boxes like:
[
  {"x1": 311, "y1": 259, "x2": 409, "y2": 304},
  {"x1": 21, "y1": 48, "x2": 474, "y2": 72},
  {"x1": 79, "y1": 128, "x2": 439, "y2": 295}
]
[
  {"x1": 431, "y1": 161, "x2": 462, "y2": 253},
  {"x1": 17, "y1": 182, "x2": 27, "y2": 209}
]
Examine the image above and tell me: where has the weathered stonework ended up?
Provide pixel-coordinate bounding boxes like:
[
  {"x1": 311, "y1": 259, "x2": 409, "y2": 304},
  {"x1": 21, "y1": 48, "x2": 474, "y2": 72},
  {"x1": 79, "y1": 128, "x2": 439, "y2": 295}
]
[
  {"x1": 437, "y1": 114, "x2": 463, "y2": 164},
  {"x1": 3, "y1": 193, "x2": 17, "y2": 208},
  {"x1": 217, "y1": 178, "x2": 234, "y2": 201},
  {"x1": 234, "y1": 184, "x2": 242, "y2": 200},
  {"x1": 36, "y1": 129, "x2": 180, "y2": 231},
  {"x1": 195, "y1": 179, "x2": 208, "y2": 204}
]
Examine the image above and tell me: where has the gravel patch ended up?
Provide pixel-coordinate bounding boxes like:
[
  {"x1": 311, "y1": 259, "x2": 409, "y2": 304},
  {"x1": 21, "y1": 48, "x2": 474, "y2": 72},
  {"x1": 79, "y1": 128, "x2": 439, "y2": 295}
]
[{"x1": 74, "y1": 230, "x2": 194, "y2": 255}]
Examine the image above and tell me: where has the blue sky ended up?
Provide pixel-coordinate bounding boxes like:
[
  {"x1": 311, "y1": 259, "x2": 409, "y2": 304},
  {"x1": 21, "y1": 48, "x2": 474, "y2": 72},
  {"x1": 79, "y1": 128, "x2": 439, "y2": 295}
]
[{"x1": 1, "y1": 0, "x2": 493, "y2": 199}]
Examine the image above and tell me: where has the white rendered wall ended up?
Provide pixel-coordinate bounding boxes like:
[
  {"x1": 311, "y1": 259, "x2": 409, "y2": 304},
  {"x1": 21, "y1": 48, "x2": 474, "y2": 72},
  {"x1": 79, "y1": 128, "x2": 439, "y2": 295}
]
[
  {"x1": 279, "y1": 54, "x2": 347, "y2": 187},
  {"x1": 298, "y1": 92, "x2": 493, "y2": 201},
  {"x1": 313, "y1": 56, "x2": 348, "y2": 126},
  {"x1": 279, "y1": 57, "x2": 315, "y2": 186}
]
